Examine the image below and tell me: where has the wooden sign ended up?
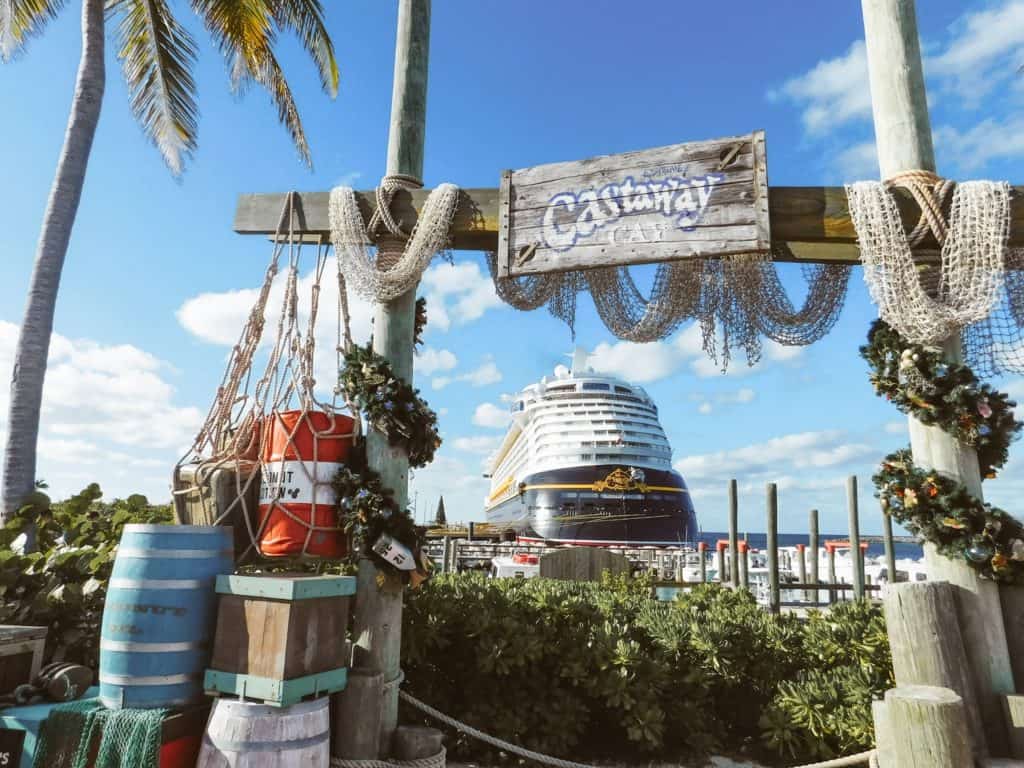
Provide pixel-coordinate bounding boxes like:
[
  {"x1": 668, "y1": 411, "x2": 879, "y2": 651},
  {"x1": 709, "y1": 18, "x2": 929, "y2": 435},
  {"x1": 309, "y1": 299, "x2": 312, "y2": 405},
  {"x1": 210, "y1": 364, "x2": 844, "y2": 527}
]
[{"x1": 497, "y1": 131, "x2": 770, "y2": 277}]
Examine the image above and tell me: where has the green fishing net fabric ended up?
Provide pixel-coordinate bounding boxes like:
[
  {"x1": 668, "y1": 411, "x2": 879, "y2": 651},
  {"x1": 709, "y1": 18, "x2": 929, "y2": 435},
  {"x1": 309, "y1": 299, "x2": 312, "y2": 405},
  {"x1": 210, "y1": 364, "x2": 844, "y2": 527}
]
[{"x1": 33, "y1": 699, "x2": 167, "y2": 768}]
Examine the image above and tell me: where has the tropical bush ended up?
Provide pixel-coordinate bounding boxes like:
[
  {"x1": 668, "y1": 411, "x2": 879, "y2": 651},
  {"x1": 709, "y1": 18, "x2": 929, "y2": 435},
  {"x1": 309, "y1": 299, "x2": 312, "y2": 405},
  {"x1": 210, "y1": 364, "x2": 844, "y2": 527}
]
[
  {"x1": 403, "y1": 574, "x2": 892, "y2": 766},
  {"x1": 0, "y1": 484, "x2": 172, "y2": 668}
]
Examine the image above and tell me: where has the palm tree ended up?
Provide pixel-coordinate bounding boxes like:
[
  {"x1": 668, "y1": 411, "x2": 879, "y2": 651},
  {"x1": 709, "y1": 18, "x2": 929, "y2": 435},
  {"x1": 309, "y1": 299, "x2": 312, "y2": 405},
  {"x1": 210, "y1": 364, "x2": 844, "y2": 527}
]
[{"x1": 0, "y1": 0, "x2": 338, "y2": 521}]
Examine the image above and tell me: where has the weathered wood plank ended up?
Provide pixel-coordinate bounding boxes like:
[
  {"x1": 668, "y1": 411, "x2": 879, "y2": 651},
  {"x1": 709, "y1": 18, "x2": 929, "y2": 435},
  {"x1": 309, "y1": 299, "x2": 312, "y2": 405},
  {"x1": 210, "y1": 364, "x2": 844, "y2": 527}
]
[
  {"x1": 499, "y1": 131, "x2": 770, "y2": 276},
  {"x1": 234, "y1": 184, "x2": 1024, "y2": 263},
  {"x1": 538, "y1": 547, "x2": 629, "y2": 581}
]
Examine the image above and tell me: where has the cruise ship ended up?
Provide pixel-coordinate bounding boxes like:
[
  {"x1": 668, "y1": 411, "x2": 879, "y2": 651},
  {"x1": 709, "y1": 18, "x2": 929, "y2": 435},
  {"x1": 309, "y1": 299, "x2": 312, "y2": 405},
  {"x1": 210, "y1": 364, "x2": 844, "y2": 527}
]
[{"x1": 484, "y1": 350, "x2": 698, "y2": 545}]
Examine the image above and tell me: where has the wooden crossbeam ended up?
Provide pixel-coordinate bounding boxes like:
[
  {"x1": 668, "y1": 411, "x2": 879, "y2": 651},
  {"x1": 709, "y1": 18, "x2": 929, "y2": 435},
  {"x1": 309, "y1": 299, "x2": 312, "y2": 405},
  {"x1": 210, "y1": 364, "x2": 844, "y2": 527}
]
[{"x1": 234, "y1": 186, "x2": 1024, "y2": 264}]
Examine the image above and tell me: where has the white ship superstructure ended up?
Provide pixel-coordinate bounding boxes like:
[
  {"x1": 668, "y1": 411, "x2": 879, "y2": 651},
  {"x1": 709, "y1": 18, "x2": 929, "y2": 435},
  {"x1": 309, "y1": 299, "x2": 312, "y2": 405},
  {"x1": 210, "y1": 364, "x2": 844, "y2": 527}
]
[{"x1": 484, "y1": 350, "x2": 697, "y2": 545}]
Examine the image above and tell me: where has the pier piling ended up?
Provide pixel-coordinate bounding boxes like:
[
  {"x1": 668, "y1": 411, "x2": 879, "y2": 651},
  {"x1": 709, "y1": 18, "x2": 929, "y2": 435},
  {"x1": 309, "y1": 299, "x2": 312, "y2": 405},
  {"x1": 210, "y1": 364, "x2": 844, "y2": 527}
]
[{"x1": 766, "y1": 483, "x2": 779, "y2": 614}]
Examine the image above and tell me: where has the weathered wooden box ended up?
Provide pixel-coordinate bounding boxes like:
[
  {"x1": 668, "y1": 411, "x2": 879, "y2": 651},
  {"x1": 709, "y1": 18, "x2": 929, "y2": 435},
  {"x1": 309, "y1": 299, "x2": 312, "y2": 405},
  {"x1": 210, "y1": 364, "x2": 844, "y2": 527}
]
[
  {"x1": 0, "y1": 626, "x2": 46, "y2": 696},
  {"x1": 172, "y1": 464, "x2": 259, "y2": 561},
  {"x1": 205, "y1": 574, "x2": 355, "y2": 706}
]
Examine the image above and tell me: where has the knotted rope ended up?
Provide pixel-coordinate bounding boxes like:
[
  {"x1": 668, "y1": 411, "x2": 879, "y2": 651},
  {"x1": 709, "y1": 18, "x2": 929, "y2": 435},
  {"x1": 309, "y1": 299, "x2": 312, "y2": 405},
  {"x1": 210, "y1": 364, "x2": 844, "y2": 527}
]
[
  {"x1": 367, "y1": 174, "x2": 424, "y2": 240},
  {"x1": 886, "y1": 170, "x2": 955, "y2": 247}
]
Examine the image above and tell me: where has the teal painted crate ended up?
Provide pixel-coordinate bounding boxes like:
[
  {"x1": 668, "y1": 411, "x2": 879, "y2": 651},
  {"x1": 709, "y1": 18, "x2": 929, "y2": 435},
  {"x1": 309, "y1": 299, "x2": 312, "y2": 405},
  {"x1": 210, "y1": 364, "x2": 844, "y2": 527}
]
[
  {"x1": 204, "y1": 667, "x2": 347, "y2": 707},
  {"x1": 215, "y1": 574, "x2": 356, "y2": 600}
]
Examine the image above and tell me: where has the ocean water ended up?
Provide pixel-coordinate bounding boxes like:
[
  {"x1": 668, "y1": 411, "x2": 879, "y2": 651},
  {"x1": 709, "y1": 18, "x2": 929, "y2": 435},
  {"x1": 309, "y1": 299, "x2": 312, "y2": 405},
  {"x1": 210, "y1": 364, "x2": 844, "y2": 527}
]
[{"x1": 696, "y1": 531, "x2": 924, "y2": 561}]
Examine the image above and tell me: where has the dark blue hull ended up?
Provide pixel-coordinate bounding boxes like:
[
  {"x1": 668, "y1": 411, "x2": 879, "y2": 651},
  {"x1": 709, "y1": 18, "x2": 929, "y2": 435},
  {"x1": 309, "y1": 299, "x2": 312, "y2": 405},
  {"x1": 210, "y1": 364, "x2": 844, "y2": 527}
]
[{"x1": 486, "y1": 464, "x2": 697, "y2": 546}]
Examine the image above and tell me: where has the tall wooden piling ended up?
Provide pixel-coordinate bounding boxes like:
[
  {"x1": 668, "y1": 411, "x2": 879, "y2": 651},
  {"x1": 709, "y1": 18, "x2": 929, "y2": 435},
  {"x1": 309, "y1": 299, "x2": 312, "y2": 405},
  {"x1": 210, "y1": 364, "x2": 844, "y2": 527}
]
[
  {"x1": 827, "y1": 545, "x2": 837, "y2": 604},
  {"x1": 740, "y1": 543, "x2": 750, "y2": 591},
  {"x1": 716, "y1": 542, "x2": 726, "y2": 585},
  {"x1": 862, "y1": 0, "x2": 1013, "y2": 752},
  {"x1": 797, "y1": 544, "x2": 808, "y2": 603},
  {"x1": 809, "y1": 509, "x2": 820, "y2": 592},
  {"x1": 441, "y1": 536, "x2": 451, "y2": 575},
  {"x1": 698, "y1": 541, "x2": 707, "y2": 583},
  {"x1": 766, "y1": 483, "x2": 779, "y2": 614},
  {"x1": 728, "y1": 479, "x2": 739, "y2": 589},
  {"x1": 847, "y1": 476, "x2": 864, "y2": 600},
  {"x1": 882, "y1": 507, "x2": 898, "y2": 586}
]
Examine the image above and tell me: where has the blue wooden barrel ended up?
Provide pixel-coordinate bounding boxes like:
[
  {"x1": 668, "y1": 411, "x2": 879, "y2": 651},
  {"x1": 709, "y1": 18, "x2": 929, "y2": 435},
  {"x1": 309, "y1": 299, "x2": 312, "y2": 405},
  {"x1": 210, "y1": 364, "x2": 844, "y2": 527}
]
[{"x1": 99, "y1": 524, "x2": 233, "y2": 709}]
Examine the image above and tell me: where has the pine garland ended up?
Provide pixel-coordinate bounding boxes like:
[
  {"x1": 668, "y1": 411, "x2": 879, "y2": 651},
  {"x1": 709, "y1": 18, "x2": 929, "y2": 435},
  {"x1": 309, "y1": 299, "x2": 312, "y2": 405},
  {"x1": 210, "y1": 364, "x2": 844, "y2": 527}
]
[
  {"x1": 875, "y1": 449, "x2": 1024, "y2": 582},
  {"x1": 861, "y1": 320, "x2": 1020, "y2": 479},
  {"x1": 333, "y1": 447, "x2": 430, "y2": 585},
  {"x1": 340, "y1": 343, "x2": 441, "y2": 469},
  {"x1": 862, "y1": 319, "x2": 1024, "y2": 582},
  {"x1": 414, "y1": 296, "x2": 427, "y2": 348}
]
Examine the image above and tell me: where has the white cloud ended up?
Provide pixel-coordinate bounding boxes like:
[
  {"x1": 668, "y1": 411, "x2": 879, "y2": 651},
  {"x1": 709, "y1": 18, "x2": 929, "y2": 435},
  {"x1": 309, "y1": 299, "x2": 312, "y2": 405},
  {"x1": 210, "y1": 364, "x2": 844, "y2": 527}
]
[
  {"x1": 836, "y1": 140, "x2": 879, "y2": 180},
  {"x1": 674, "y1": 430, "x2": 875, "y2": 483},
  {"x1": 408, "y1": 453, "x2": 489, "y2": 524},
  {"x1": 933, "y1": 118, "x2": 1024, "y2": 173},
  {"x1": 884, "y1": 419, "x2": 908, "y2": 435},
  {"x1": 415, "y1": 346, "x2": 457, "y2": 376},
  {"x1": 176, "y1": 261, "x2": 374, "y2": 398},
  {"x1": 690, "y1": 341, "x2": 804, "y2": 378},
  {"x1": 452, "y1": 435, "x2": 503, "y2": 455},
  {"x1": 698, "y1": 402, "x2": 712, "y2": 415},
  {"x1": 472, "y1": 402, "x2": 511, "y2": 429},
  {"x1": 927, "y1": 1, "x2": 1024, "y2": 102},
  {"x1": 432, "y1": 357, "x2": 503, "y2": 390},
  {"x1": 0, "y1": 321, "x2": 203, "y2": 502},
  {"x1": 769, "y1": 40, "x2": 872, "y2": 135},
  {"x1": 587, "y1": 340, "x2": 683, "y2": 383},
  {"x1": 420, "y1": 262, "x2": 504, "y2": 332}
]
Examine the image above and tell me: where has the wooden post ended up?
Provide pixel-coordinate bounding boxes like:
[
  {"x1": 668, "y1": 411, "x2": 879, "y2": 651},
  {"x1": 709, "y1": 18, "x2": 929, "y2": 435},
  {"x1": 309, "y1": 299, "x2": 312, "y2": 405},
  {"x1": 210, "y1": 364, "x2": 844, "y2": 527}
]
[
  {"x1": 715, "y1": 543, "x2": 726, "y2": 585},
  {"x1": 331, "y1": 671, "x2": 383, "y2": 759},
  {"x1": 1000, "y1": 584, "x2": 1024, "y2": 693},
  {"x1": 886, "y1": 686, "x2": 973, "y2": 767},
  {"x1": 393, "y1": 726, "x2": 443, "y2": 761},
  {"x1": 728, "y1": 479, "x2": 739, "y2": 589},
  {"x1": 884, "y1": 582, "x2": 985, "y2": 759},
  {"x1": 766, "y1": 483, "x2": 779, "y2": 614},
  {"x1": 441, "y1": 536, "x2": 451, "y2": 575},
  {"x1": 847, "y1": 476, "x2": 865, "y2": 600},
  {"x1": 862, "y1": 0, "x2": 1014, "y2": 751},
  {"x1": 828, "y1": 545, "x2": 837, "y2": 604},
  {"x1": 883, "y1": 506, "x2": 898, "y2": 586},
  {"x1": 350, "y1": 3, "x2": 432, "y2": 756},
  {"x1": 698, "y1": 542, "x2": 707, "y2": 584},
  {"x1": 809, "y1": 509, "x2": 820, "y2": 593},
  {"x1": 740, "y1": 544, "x2": 750, "y2": 591},
  {"x1": 467, "y1": 521, "x2": 475, "y2": 542},
  {"x1": 797, "y1": 544, "x2": 808, "y2": 603},
  {"x1": 872, "y1": 700, "x2": 895, "y2": 767}
]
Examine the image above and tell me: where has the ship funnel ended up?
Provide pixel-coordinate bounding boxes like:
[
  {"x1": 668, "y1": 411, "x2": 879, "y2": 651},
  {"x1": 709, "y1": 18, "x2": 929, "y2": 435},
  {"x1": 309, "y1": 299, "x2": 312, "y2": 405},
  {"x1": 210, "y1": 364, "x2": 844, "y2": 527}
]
[{"x1": 571, "y1": 347, "x2": 591, "y2": 375}]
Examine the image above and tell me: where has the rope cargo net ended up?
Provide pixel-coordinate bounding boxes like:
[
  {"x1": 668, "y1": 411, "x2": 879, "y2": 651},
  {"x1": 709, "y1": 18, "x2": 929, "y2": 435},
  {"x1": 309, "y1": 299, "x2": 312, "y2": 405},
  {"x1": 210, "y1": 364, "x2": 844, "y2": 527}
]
[{"x1": 174, "y1": 193, "x2": 360, "y2": 560}]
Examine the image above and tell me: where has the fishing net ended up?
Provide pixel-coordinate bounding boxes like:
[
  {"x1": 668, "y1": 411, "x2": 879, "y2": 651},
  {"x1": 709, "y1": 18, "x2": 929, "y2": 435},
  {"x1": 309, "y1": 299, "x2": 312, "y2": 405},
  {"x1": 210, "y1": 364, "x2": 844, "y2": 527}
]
[
  {"x1": 962, "y1": 248, "x2": 1024, "y2": 378},
  {"x1": 846, "y1": 178, "x2": 1010, "y2": 347},
  {"x1": 488, "y1": 249, "x2": 852, "y2": 372},
  {"x1": 33, "y1": 699, "x2": 165, "y2": 768}
]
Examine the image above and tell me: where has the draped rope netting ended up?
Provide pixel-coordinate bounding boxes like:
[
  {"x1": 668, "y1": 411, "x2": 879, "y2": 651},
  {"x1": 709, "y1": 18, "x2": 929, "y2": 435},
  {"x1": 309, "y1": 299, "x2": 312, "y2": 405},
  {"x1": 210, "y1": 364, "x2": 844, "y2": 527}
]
[
  {"x1": 488, "y1": 249, "x2": 852, "y2": 371},
  {"x1": 846, "y1": 175, "x2": 1024, "y2": 377},
  {"x1": 174, "y1": 193, "x2": 359, "y2": 560}
]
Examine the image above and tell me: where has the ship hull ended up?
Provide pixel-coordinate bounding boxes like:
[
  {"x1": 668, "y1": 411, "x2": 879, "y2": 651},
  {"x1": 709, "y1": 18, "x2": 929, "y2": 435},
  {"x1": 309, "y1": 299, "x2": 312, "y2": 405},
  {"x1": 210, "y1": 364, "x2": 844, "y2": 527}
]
[{"x1": 486, "y1": 465, "x2": 697, "y2": 546}]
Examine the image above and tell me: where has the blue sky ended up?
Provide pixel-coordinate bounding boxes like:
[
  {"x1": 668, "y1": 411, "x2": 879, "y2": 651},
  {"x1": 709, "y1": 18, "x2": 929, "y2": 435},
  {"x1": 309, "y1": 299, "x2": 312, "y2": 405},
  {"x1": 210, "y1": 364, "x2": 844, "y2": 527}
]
[{"x1": 2, "y1": 1, "x2": 1023, "y2": 536}]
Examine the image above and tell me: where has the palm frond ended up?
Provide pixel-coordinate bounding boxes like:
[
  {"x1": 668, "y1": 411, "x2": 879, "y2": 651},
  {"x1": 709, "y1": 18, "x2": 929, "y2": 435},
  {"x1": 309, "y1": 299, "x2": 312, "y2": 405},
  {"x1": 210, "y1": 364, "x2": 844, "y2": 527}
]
[
  {"x1": 108, "y1": 0, "x2": 198, "y2": 175},
  {"x1": 0, "y1": 0, "x2": 66, "y2": 61},
  {"x1": 267, "y1": 0, "x2": 337, "y2": 97},
  {"x1": 190, "y1": 0, "x2": 312, "y2": 167}
]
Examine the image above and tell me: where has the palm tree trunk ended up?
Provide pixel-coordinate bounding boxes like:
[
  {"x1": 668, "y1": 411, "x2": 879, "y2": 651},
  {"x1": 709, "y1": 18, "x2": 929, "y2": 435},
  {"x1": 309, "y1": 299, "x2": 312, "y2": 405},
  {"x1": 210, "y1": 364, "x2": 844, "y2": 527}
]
[{"x1": 1, "y1": 0, "x2": 105, "y2": 522}]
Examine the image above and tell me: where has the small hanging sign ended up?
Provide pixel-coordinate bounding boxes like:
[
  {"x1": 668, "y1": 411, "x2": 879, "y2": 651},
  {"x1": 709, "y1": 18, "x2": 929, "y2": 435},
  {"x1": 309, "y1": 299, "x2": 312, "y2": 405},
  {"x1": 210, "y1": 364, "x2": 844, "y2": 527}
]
[{"x1": 497, "y1": 131, "x2": 770, "y2": 277}]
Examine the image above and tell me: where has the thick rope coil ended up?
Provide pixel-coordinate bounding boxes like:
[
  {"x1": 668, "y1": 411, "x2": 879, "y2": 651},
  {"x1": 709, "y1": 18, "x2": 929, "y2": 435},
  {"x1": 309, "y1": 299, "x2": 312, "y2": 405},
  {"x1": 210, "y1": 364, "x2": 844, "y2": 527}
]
[
  {"x1": 886, "y1": 170, "x2": 955, "y2": 247},
  {"x1": 330, "y1": 749, "x2": 446, "y2": 768},
  {"x1": 367, "y1": 174, "x2": 424, "y2": 240}
]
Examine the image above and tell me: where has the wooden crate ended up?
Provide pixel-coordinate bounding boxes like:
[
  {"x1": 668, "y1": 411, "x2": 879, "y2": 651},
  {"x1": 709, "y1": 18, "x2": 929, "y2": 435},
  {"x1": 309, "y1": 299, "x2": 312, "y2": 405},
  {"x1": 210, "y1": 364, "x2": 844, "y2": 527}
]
[
  {"x1": 172, "y1": 464, "x2": 259, "y2": 561},
  {"x1": 205, "y1": 575, "x2": 355, "y2": 706},
  {"x1": 0, "y1": 626, "x2": 46, "y2": 696}
]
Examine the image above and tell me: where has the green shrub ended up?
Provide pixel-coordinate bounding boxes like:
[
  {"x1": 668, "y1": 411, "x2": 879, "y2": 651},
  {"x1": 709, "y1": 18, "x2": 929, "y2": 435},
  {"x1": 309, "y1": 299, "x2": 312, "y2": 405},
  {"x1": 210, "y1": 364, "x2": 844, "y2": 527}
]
[
  {"x1": 0, "y1": 484, "x2": 172, "y2": 667},
  {"x1": 402, "y1": 576, "x2": 889, "y2": 765},
  {"x1": 759, "y1": 600, "x2": 893, "y2": 762}
]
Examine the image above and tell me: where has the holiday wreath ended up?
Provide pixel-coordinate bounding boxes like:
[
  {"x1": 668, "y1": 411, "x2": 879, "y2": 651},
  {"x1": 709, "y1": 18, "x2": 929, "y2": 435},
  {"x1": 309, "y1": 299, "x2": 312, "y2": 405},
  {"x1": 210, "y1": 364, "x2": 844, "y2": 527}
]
[{"x1": 861, "y1": 319, "x2": 1024, "y2": 582}]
